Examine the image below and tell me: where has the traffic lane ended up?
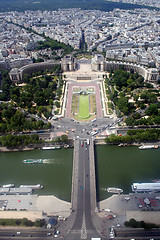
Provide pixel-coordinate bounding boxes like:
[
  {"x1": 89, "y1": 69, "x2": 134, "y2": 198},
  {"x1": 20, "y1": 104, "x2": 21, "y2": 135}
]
[
  {"x1": 115, "y1": 238, "x2": 160, "y2": 240},
  {"x1": 116, "y1": 229, "x2": 160, "y2": 238},
  {"x1": 84, "y1": 142, "x2": 95, "y2": 231},
  {"x1": 71, "y1": 140, "x2": 85, "y2": 229},
  {"x1": 0, "y1": 237, "x2": 52, "y2": 240},
  {"x1": 84, "y1": 146, "x2": 90, "y2": 214},
  {"x1": 81, "y1": 140, "x2": 95, "y2": 231},
  {"x1": 0, "y1": 229, "x2": 54, "y2": 239},
  {"x1": 78, "y1": 140, "x2": 90, "y2": 211}
]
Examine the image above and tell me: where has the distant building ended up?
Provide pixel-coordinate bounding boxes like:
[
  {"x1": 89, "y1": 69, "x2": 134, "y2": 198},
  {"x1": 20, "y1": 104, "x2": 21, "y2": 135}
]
[
  {"x1": 9, "y1": 61, "x2": 61, "y2": 82},
  {"x1": 0, "y1": 48, "x2": 8, "y2": 57},
  {"x1": 91, "y1": 54, "x2": 159, "y2": 83},
  {"x1": 9, "y1": 68, "x2": 21, "y2": 82},
  {"x1": 132, "y1": 183, "x2": 160, "y2": 193},
  {"x1": 9, "y1": 54, "x2": 159, "y2": 83},
  {"x1": 61, "y1": 55, "x2": 76, "y2": 71},
  {"x1": 91, "y1": 54, "x2": 105, "y2": 71}
]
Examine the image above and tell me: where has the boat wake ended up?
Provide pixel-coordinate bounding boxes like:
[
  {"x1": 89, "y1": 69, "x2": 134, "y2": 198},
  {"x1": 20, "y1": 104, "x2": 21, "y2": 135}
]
[
  {"x1": 42, "y1": 159, "x2": 53, "y2": 163},
  {"x1": 100, "y1": 187, "x2": 107, "y2": 191},
  {"x1": 23, "y1": 158, "x2": 59, "y2": 164},
  {"x1": 23, "y1": 159, "x2": 53, "y2": 164}
]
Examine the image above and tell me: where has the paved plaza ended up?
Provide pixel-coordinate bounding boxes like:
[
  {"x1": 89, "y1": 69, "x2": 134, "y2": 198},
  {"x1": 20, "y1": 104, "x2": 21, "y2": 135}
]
[
  {"x1": 99, "y1": 192, "x2": 160, "y2": 226},
  {"x1": 0, "y1": 194, "x2": 71, "y2": 221},
  {"x1": 65, "y1": 82, "x2": 103, "y2": 118}
]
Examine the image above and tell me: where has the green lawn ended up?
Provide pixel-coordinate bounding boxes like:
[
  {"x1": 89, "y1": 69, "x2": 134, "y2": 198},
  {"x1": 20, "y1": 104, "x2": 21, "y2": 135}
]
[
  {"x1": 71, "y1": 95, "x2": 79, "y2": 114},
  {"x1": 78, "y1": 95, "x2": 89, "y2": 119}
]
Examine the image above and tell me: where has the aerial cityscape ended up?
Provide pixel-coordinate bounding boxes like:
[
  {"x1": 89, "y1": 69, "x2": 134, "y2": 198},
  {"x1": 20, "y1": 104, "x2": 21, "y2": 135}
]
[{"x1": 0, "y1": 0, "x2": 160, "y2": 239}]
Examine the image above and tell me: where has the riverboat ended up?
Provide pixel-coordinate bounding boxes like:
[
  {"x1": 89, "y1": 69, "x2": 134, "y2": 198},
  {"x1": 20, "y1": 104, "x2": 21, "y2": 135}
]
[
  {"x1": 20, "y1": 184, "x2": 43, "y2": 189},
  {"x1": 2, "y1": 184, "x2": 15, "y2": 188},
  {"x1": 139, "y1": 145, "x2": 159, "y2": 150},
  {"x1": 118, "y1": 143, "x2": 124, "y2": 147},
  {"x1": 41, "y1": 146, "x2": 61, "y2": 150},
  {"x1": 23, "y1": 159, "x2": 43, "y2": 164},
  {"x1": 106, "y1": 187, "x2": 123, "y2": 194},
  {"x1": 153, "y1": 179, "x2": 160, "y2": 183},
  {"x1": 64, "y1": 144, "x2": 72, "y2": 148}
]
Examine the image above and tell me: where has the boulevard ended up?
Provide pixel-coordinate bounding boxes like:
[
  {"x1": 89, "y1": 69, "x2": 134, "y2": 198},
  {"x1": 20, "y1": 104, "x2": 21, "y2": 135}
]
[{"x1": 0, "y1": 228, "x2": 54, "y2": 239}]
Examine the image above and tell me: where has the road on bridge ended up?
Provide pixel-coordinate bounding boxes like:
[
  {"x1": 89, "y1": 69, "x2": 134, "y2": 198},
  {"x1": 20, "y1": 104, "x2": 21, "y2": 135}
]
[{"x1": 65, "y1": 138, "x2": 100, "y2": 240}]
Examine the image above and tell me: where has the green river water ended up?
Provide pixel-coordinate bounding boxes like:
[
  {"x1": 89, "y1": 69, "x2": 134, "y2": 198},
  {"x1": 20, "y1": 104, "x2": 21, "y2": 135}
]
[
  {"x1": 0, "y1": 146, "x2": 160, "y2": 202},
  {"x1": 95, "y1": 145, "x2": 160, "y2": 201},
  {"x1": 0, "y1": 149, "x2": 73, "y2": 202}
]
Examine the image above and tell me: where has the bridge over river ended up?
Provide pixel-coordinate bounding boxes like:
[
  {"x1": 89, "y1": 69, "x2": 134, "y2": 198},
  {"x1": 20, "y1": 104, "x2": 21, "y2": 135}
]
[{"x1": 65, "y1": 137, "x2": 102, "y2": 240}]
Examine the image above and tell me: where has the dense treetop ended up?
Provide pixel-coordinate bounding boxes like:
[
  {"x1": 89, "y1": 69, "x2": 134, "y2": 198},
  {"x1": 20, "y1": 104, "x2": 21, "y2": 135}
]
[
  {"x1": 0, "y1": 67, "x2": 65, "y2": 133},
  {"x1": 106, "y1": 68, "x2": 160, "y2": 126}
]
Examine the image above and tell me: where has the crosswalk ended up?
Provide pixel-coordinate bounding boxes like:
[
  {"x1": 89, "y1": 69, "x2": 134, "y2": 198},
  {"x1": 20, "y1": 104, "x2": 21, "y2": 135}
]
[
  {"x1": 68, "y1": 212, "x2": 96, "y2": 239},
  {"x1": 69, "y1": 230, "x2": 94, "y2": 235},
  {"x1": 81, "y1": 212, "x2": 87, "y2": 239}
]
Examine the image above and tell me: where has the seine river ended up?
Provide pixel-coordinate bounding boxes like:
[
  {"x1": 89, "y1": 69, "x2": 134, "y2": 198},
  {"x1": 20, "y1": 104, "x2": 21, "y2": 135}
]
[
  {"x1": 0, "y1": 146, "x2": 160, "y2": 202},
  {"x1": 0, "y1": 148, "x2": 73, "y2": 202},
  {"x1": 95, "y1": 145, "x2": 160, "y2": 201}
]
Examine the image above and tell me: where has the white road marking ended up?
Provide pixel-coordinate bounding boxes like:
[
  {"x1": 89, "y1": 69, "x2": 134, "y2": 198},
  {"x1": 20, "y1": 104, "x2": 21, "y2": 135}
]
[{"x1": 81, "y1": 212, "x2": 87, "y2": 239}]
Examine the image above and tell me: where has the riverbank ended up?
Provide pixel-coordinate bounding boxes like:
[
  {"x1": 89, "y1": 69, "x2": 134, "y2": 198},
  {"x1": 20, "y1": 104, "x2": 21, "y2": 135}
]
[
  {"x1": 98, "y1": 192, "x2": 160, "y2": 226},
  {"x1": 0, "y1": 141, "x2": 160, "y2": 152},
  {"x1": 0, "y1": 194, "x2": 71, "y2": 221},
  {"x1": 0, "y1": 146, "x2": 36, "y2": 152},
  {"x1": 95, "y1": 137, "x2": 160, "y2": 147}
]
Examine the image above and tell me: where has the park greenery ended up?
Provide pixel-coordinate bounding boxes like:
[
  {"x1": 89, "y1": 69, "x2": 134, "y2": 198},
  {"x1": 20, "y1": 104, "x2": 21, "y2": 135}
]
[
  {"x1": 36, "y1": 38, "x2": 73, "y2": 59},
  {"x1": 78, "y1": 95, "x2": 90, "y2": 119},
  {"x1": 0, "y1": 134, "x2": 43, "y2": 148},
  {"x1": 105, "y1": 129, "x2": 160, "y2": 144},
  {"x1": 125, "y1": 101, "x2": 160, "y2": 127},
  {"x1": 124, "y1": 218, "x2": 159, "y2": 229},
  {"x1": 0, "y1": 103, "x2": 51, "y2": 133},
  {"x1": 0, "y1": 66, "x2": 64, "y2": 133},
  {"x1": 0, "y1": 218, "x2": 45, "y2": 227},
  {"x1": 52, "y1": 134, "x2": 69, "y2": 144},
  {"x1": 106, "y1": 68, "x2": 160, "y2": 126},
  {"x1": 110, "y1": 68, "x2": 144, "y2": 91}
]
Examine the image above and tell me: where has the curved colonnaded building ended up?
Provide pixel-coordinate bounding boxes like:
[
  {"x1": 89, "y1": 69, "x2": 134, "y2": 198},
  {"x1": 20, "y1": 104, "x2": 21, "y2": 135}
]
[{"x1": 9, "y1": 54, "x2": 159, "y2": 83}]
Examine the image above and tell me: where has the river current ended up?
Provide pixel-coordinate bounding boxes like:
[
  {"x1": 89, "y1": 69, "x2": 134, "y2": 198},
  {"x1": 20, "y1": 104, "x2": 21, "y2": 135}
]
[
  {"x1": 0, "y1": 148, "x2": 73, "y2": 202},
  {"x1": 0, "y1": 146, "x2": 159, "y2": 202},
  {"x1": 95, "y1": 145, "x2": 160, "y2": 201}
]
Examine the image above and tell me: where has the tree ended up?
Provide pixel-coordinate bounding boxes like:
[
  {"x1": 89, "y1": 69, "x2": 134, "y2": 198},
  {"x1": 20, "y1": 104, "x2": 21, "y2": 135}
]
[
  {"x1": 2, "y1": 106, "x2": 16, "y2": 120},
  {"x1": 10, "y1": 87, "x2": 20, "y2": 97},
  {"x1": 55, "y1": 101, "x2": 60, "y2": 108},
  {"x1": 134, "y1": 112, "x2": 141, "y2": 119},
  {"x1": 145, "y1": 104, "x2": 158, "y2": 116},
  {"x1": 133, "y1": 95, "x2": 139, "y2": 102},
  {"x1": 38, "y1": 106, "x2": 45, "y2": 113},
  {"x1": 49, "y1": 81, "x2": 57, "y2": 90},
  {"x1": 35, "y1": 58, "x2": 44, "y2": 63},
  {"x1": 57, "y1": 88, "x2": 62, "y2": 97},
  {"x1": 15, "y1": 220, "x2": 21, "y2": 225},
  {"x1": 45, "y1": 75, "x2": 52, "y2": 81},
  {"x1": 44, "y1": 88, "x2": 53, "y2": 99},
  {"x1": 34, "y1": 96, "x2": 46, "y2": 106},
  {"x1": 125, "y1": 117, "x2": 134, "y2": 126},
  {"x1": 154, "y1": 116, "x2": 160, "y2": 124},
  {"x1": 61, "y1": 134, "x2": 68, "y2": 143}
]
